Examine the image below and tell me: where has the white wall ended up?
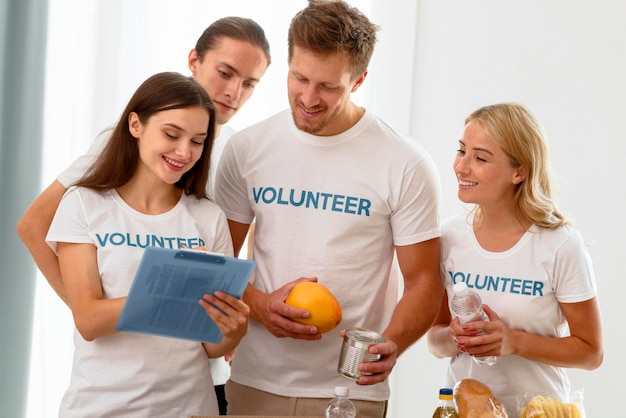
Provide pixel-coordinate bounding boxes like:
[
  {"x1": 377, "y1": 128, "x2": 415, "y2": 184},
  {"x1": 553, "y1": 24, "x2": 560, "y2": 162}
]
[
  {"x1": 29, "y1": 0, "x2": 623, "y2": 416},
  {"x1": 390, "y1": 1, "x2": 625, "y2": 417}
]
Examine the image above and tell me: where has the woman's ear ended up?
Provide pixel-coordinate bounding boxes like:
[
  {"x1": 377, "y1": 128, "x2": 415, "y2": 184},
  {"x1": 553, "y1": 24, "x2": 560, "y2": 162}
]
[
  {"x1": 128, "y1": 112, "x2": 141, "y2": 138},
  {"x1": 513, "y1": 166, "x2": 527, "y2": 184}
]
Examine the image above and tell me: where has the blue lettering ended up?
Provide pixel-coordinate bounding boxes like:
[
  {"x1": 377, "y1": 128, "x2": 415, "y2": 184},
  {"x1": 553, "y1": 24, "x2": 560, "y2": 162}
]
[
  {"x1": 277, "y1": 188, "x2": 288, "y2": 205},
  {"x1": 358, "y1": 199, "x2": 371, "y2": 216},
  {"x1": 110, "y1": 233, "x2": 125, "y2": 246},
  {"x1": 94, "y1": 233, "x2": 205, "y2": 250},
  {"x1": 262, "y1": 187, "x2": 277, "y2": 204},
  {"x1": 474, "y1": 274, "x2": 488, "y2": 290},
  {"x1": 135, "y1": 235, "x2": 150, "y2": 248},
  {"x1": 126, "y1": 233, "x2": 137, "y2": 248},
  {"x1": 253, "y1": 187, "x2": 263, "y2": 203},
  {"x1": 521, "y1": 280, "x2": 533, "y2": 295},
  {"x1": 332, "y1": 194, "x2": 345, "y2": 212},
  {"x1": 465, "y1": 275, "x2": 475, "y2": 289},
  {"x1": 510, "y1": 278, "x2": 522, "y2": 294},
  {"x1": 251, "y1": 186, "x2": 371, "y2": 217},
  {"x1": 96, "y1": 233, "x2": 108, "y2": 246},
  {"x1": 320, "y1": 193, "x2": 332, "y2": 210},
  {"x1": 448, "y1": 270, "x2": 544, "y2": 297},
  {"x1": 451, "y1": 271, "x2": 465, "y2": 285},
  {"x1": 487, "y1": 276, "x2": 499, "y2": 291},
  {"x1": 533, "y1": 281, "x2": 544, "y2": 296},
  {"x1": 345, "y1": 196, "x2": 358, "y2": 214},
  {"x1": 306, "y1": 191, "x2": 319, "y2": 208},
  {"x1": 151, "y1": 235, "x2": 165, "y2": 247},
  {"x1": 290, "y1": 190, "x2": 305, "y2": 206}
]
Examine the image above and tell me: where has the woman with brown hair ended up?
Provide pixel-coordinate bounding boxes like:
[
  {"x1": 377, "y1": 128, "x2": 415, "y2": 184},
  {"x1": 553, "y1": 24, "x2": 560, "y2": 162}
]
[{"x1": 45, "y1": 72, "x2": 249, "y2": 417}]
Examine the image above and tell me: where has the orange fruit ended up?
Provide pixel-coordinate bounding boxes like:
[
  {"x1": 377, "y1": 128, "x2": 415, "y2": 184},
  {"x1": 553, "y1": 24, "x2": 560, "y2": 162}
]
[{"x1": 285, "y1": 282, "x2": 342, "y2": 333}]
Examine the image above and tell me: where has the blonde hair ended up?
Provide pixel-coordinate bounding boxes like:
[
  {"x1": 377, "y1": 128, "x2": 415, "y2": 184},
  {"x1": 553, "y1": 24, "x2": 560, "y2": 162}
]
[{"x1": 466, "y1": 103, "x2": 568, "y2": 229}]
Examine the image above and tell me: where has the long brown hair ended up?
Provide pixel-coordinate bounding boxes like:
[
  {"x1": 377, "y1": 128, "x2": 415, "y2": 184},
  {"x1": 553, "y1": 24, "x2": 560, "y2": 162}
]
[{"x1": 75, "y1": 72, "x2": 215, "y2": 199}]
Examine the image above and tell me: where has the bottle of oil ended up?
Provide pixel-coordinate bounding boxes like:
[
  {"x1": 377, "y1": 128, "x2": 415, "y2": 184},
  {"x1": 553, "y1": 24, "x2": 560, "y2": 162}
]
[{"x1": 432, "y1": 388, "x2": 459, "y2": 418}]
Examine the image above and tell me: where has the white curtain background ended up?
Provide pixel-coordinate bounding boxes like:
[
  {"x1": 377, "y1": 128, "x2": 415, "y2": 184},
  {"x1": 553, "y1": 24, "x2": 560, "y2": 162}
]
[{"x1": 27, "y1": 1, "x2": 624, "y2": 416}]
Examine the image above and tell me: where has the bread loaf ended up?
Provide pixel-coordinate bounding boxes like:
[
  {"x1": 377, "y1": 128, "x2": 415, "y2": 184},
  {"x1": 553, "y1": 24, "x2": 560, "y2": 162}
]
[{"x1": 454, "y1": 379, "x2": 508, "y2": 418}]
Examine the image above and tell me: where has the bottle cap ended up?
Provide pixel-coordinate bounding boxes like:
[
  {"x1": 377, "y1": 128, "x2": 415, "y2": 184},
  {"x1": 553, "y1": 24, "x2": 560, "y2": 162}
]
[
  {"x1": 439, "y1": 388, "x2": 454, "y2": 400},
  {"x1": 453, "y1": 281, "x2": 470, "y2": 297},
  {"x1": 335, "y1": 386, "x2": 349, "y2": 396}
]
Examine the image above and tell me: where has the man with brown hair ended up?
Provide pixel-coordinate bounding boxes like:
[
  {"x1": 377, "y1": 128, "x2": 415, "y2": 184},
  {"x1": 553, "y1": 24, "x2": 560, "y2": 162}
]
[{"x1": 215, "y1": 2, "x2": 443, "y2": 416}]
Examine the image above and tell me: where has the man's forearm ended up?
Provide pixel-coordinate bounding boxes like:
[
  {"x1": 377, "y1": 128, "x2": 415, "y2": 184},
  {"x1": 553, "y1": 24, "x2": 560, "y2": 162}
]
[
  {"x1": 383, "y1": 281, "x2": 443, "y2": 356},
  {"x1": 17, "y1": 212, "x2": 68, "y2": 305},
  {"x1": 16, "y1": 180, "x2": 69, "y2": 305}
]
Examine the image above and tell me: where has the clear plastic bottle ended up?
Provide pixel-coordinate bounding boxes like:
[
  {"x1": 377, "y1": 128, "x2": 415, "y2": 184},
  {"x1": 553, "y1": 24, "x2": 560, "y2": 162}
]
[
  {"x1": 451, "y1": 282, "x2": 497, "y2": 366},
  {"x1": 432, "y1": 388, "x2": 459, "y2": 418},
  {"x1": 325, "y1": 386, "x2": 356, "y2": 418}
]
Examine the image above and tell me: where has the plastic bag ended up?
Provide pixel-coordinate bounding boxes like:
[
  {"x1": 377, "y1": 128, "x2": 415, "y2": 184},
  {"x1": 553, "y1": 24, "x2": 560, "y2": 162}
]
[
  {"x1": 453, "y1": 379, "x2": 509, "y2": 418},
  {"x1": 517, "y1": 390, "x2": 585, "y2": 418}
]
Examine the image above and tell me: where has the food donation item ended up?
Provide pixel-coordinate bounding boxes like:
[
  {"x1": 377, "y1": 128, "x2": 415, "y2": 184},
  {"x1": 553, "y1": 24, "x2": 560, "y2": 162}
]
[
  {"x1": 432, "y1": 388, "x2": 459, "y2": 418},
  {"x1": 519, "y1": 394, "x2": 583, "y2": 418},
  {"x1": 337, "y1": 328, "x2": 386, "y2": 380},
  {"x1": 285, "y1": 281, "x2": 342, "y2": 333},
  {"x1": 454, "y1": 379, "x2": 508, "y2": 418}
]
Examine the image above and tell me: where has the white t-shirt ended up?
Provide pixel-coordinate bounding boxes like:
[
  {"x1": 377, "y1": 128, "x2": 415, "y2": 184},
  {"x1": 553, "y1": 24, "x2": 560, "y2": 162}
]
[
  {"x1": 56, "y1": 126, "x2": 236, "y2": 387},
  {"x1": 440, "y1": 213, "x2": 597, "y2": 416},
  {"x1": 47, "y1": 187, "x2": 233, "y2": 417},
  {"x1": 214, "y1": 109, "x2": 441, "y2": 402}
]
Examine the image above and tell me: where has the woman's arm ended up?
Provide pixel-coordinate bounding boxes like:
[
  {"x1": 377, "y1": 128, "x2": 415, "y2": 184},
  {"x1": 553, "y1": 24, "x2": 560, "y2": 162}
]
[
  {"x1": 497, "y1": 298, "x2": 604, "y2": 370},
  {"x1": 58, "y1": 242, "x2": 126, "y2": 341},
  {"x1": 427, "y1": 291, "x2": 459, "y2": 359}
]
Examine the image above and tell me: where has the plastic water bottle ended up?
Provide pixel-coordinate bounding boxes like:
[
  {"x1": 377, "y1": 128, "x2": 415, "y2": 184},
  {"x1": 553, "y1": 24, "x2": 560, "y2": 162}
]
[
  {"x1": 325, "y1": 386, "x2": 356, "y2": 418},
  {"x1": 432, "y1": 388, "x2": 459, "y2": 418},
  {"x1": 451, "y1": 282, "x2": 497, "y2": 366}
]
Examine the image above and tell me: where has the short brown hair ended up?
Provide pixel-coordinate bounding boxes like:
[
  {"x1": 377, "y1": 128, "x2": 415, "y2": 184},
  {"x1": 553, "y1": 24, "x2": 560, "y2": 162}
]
[{"x1": 288, "y1": 0, "x2": 379, "y2": 79}]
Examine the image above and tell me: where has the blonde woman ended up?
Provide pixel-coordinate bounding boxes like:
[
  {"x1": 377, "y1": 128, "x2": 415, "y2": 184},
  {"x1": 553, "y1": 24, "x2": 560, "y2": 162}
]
[{"x1": 427, "y1": 103, "x2": 604, "y2": 416}]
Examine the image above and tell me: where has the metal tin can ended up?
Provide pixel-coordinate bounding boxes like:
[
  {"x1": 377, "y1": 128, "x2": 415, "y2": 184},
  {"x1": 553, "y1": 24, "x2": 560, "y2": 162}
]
[{"x1": 337, "y1": 328, "x2": 386, "y2": 380}]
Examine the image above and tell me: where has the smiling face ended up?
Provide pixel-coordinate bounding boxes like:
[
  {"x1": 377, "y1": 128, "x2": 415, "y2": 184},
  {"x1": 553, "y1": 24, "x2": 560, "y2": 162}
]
[
  {"x1": 188, "y1": 37, "x2": 269, "y2": 128},
  {"x1": 129, "y1": 106, "x2": 210, "y2": 185},
  {"x1": 287, "y1": 46, "x2": 365, "y2": 136},
  {"x1": 454, "y1": 121, "x2": 526, "y2": 210}
]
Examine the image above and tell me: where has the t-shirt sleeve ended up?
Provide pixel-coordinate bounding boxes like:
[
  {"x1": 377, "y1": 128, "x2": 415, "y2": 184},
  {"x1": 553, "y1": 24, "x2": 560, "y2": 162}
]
[
  {"x1": 390, "y1": 153, "x2": 441, "y2": 246},
  {"x1": 45, "y1": 187, "x2": 93, "y2": 253},
  {"x1": 214, "y1": 138, "x2": 255, "y2": 224},
  {"x1": 554, "y1": 228, "x2": 597, "y2": 303},
  {"x1": 57, "y1": 132, "x2": 109, "y2": 187},
  {"x1": 212, "y1": 209, "x2": 235, "y2": 257}
]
